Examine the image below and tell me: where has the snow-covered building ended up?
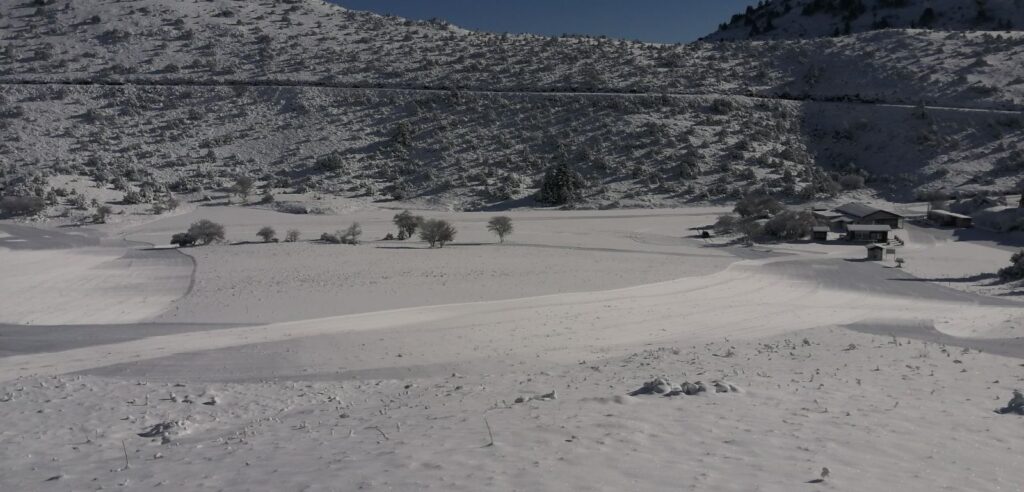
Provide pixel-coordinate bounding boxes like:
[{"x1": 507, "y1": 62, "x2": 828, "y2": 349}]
[{"x1": 835, "y1": 203, "x2": 905, "y2": 230}]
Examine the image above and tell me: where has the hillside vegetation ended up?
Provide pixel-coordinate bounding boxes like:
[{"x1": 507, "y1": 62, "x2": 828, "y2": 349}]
[
  {"x1": 1, "y1": 0, "x2": 1023, "y2": 212},
  {"x1": 708, "y1": 0, "x2": 1024, "y2": 41}
]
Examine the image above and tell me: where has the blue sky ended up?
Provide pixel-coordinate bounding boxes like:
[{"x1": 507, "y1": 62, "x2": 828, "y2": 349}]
[{"x1": 330, "y1": 1, "x2": 760, "y2": 43}]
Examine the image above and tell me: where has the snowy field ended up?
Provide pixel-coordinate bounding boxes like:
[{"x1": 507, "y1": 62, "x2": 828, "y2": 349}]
[
  {"x1": 1, "y1": 204, "x2": 1023, "y2": 491},
  {"x1": 3, "y1": 0, "x2": 1024, "y2": 489}
]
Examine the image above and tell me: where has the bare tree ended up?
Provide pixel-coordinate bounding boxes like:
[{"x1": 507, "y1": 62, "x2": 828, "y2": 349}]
[
  {"x1": 257, "y1": 226, "x2": 277, "y2": 243},
  {"x1": 393, "y1": 210, "x2": 422, "y2": 239},
  {"x1": 187, "y1": 219, "x2": 225, "y2": 245},
  {"x1": 420, "y1": 219, "x2": 457, "y2": 248},
  {"x1": 232, "y1": 176, "x2": 255, "y2": 203},
  {"x1": 487, "y1": 216, "x2": 514, "y2": 243},
  {"x1": 342, "y1": 222, "x2": 362, "y2": 244}
]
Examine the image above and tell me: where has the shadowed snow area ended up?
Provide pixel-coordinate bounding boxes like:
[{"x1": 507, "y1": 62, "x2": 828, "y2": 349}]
[
  {"x1": 0, "y1": 322, "x2": 250, "y2": 357},
  {"x1": 847, "y1": 320, "x2": 1024, "y2": 359},
  {"x1": 0, "y1": 224, "x2": 193, "y2": 325}
]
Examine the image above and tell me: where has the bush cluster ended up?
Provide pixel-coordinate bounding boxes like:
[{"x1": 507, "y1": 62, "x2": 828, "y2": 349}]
[
  {"x1": 393, "y1": 210, "x2": 423, "y2": 239},
  {"x1": 999, "y1": 251, "x2": 1024, "y2": 282},
  {"x1": 715, "y1": 193, "x2": 819, "y2": 242},
  {"x1": 419, "y1": 219, "x2": 457, "y2": 248},
  {"x1": 171, "y1": 219, "x2": 225, "y2": 247},
  {"x1": 763, "y1": 210, "x2": 816, "y2": 241},
  {"x1": 321, "y1": 223, "x2": 362, "y2": 245}
]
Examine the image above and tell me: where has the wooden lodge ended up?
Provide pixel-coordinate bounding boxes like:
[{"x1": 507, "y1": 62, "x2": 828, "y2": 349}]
[
  {"x1": 846, "y1": 224, "x2": 892, "y2": 243},
  {"x1": 927, "y1": 209, "x2": 973, "y2": 228},
  {"x1": 835, "y1": 203, "x2": 905, "y2": 230}
]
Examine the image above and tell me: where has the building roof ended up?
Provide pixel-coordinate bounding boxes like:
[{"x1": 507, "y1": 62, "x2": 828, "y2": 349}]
[
  {"x1": 812, "y1": 226, "x2": 830, "y2": 232},
  {"x1": 865, "y1": 243, "x2": 886, "y2": 250},
  {"x1": 835, "y1": 202, "x2": 878, "y2": 218},
  {"x1": 847, "y1": 224, "x2": 892, "y2": 232},
  {"x1": 813, "y1": 210, "x2": 843, "y2": 219},
  {"x1": 835, "y1": 202, "x2": 904, "y2": 219},
  {"x1": 929, "y1": 209, "x2": 972, "y2": 219}
]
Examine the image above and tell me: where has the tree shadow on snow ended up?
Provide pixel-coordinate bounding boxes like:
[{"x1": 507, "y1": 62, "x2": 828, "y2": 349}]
[{"x1": 888, "y1": 272, "x2": 1001, "y2": 284}]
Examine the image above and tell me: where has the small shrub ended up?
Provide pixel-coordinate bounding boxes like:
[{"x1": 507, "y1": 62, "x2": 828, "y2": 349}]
[
  {"x1": 187, "y1": 219, "x2": 225, "y2": 245},
  {"x1": 420, "y1": 219, "x2": 457, "y2": 248},
  {"x1": 341, "y1": 222, "x2": 362, "y2": 244},
  {"x1": 285, "y1": 229, "x2": 301, "y2": 242},
  {"x1": 492, "y1": 173, "x2": 523, "y2": 200},
  {"x1": 257, "y1": 226, "x2": 277, "y2": 243},
  {"x1": 487, "y1": 216, "x2": 514, "y2": 243},
  {"x1": 121, "y1": 188, "x2": 147, "y2": 205},
  {"x1": 839, "y1": 175, "x2": 865, "y2": 190},
  {"x1": 710, "y1": 98, "x2": 737, "y2": 115},
  {"x1": 316, "y1": 153, "x2": 345, "y2": 172},
  {"x1": 713, "y1": 214, "x2": 739, "y2": 234},
  {"x1": 68, "y1": 194, "x2": 88, "y2": 210},
  {"x1": 151, "y1": 195, "x2": 180, "y2": 215},
  {"x1": 320, "y1": 224, "x2": 361, "y2": 245},
  {"x1": 171, "y1": 232, "x2": 197, "y2": 247},
  {"x1": 999, "y1": 250, "x2": 1024, "y2": 281},
  {"x1": 736, "y1": 220, "x2": 763, "y2": 243},
  {"x1": 259, "y1": 192, "x2": 275, "y2": 204},
  {"x1": 537, "y1": 162, "x2": 586, "y2": 205},
  {"x1": 232, "y1": 176, "x2": 255, "y2": 202},
  {"x1": 93, "y1": 205, "x2": 113, "y2": 224}
]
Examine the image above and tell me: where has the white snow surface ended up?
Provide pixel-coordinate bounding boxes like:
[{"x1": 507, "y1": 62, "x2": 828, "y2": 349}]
[
  {"x1": 1, "y1": 205, "x2": 1024, "y2": 490},
  {"x1": 2, "y1": 2, "x2": 1024, "y2": 489}
]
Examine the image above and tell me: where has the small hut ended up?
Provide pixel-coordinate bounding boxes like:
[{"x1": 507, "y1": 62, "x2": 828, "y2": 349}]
[
  {"x1": 865, "y1": 244, "x2": 886, "y2": 261},
  {"x1": 812, "y1": 226, "x2": 829, "y2": 241}
]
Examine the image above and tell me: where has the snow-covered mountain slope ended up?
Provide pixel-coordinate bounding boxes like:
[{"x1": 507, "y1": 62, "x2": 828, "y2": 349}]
[
  {"x1": 706, "y1": 0, "x2": 1024, "y2": 41},
  {"x1": 0, "y1": 0, "x2": 1022, "y2": 210},
  {"x1": 3, "y1": 0, "x2": 1023, "y2": 109},
  {"x1": 4, "y1": 84, "x2": 1020, "y2": 210}
]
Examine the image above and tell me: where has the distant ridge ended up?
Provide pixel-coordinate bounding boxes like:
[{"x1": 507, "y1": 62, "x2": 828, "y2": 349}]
[{"x1": 706, "y1": 0, "x2": 1024, "y2": 41}]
